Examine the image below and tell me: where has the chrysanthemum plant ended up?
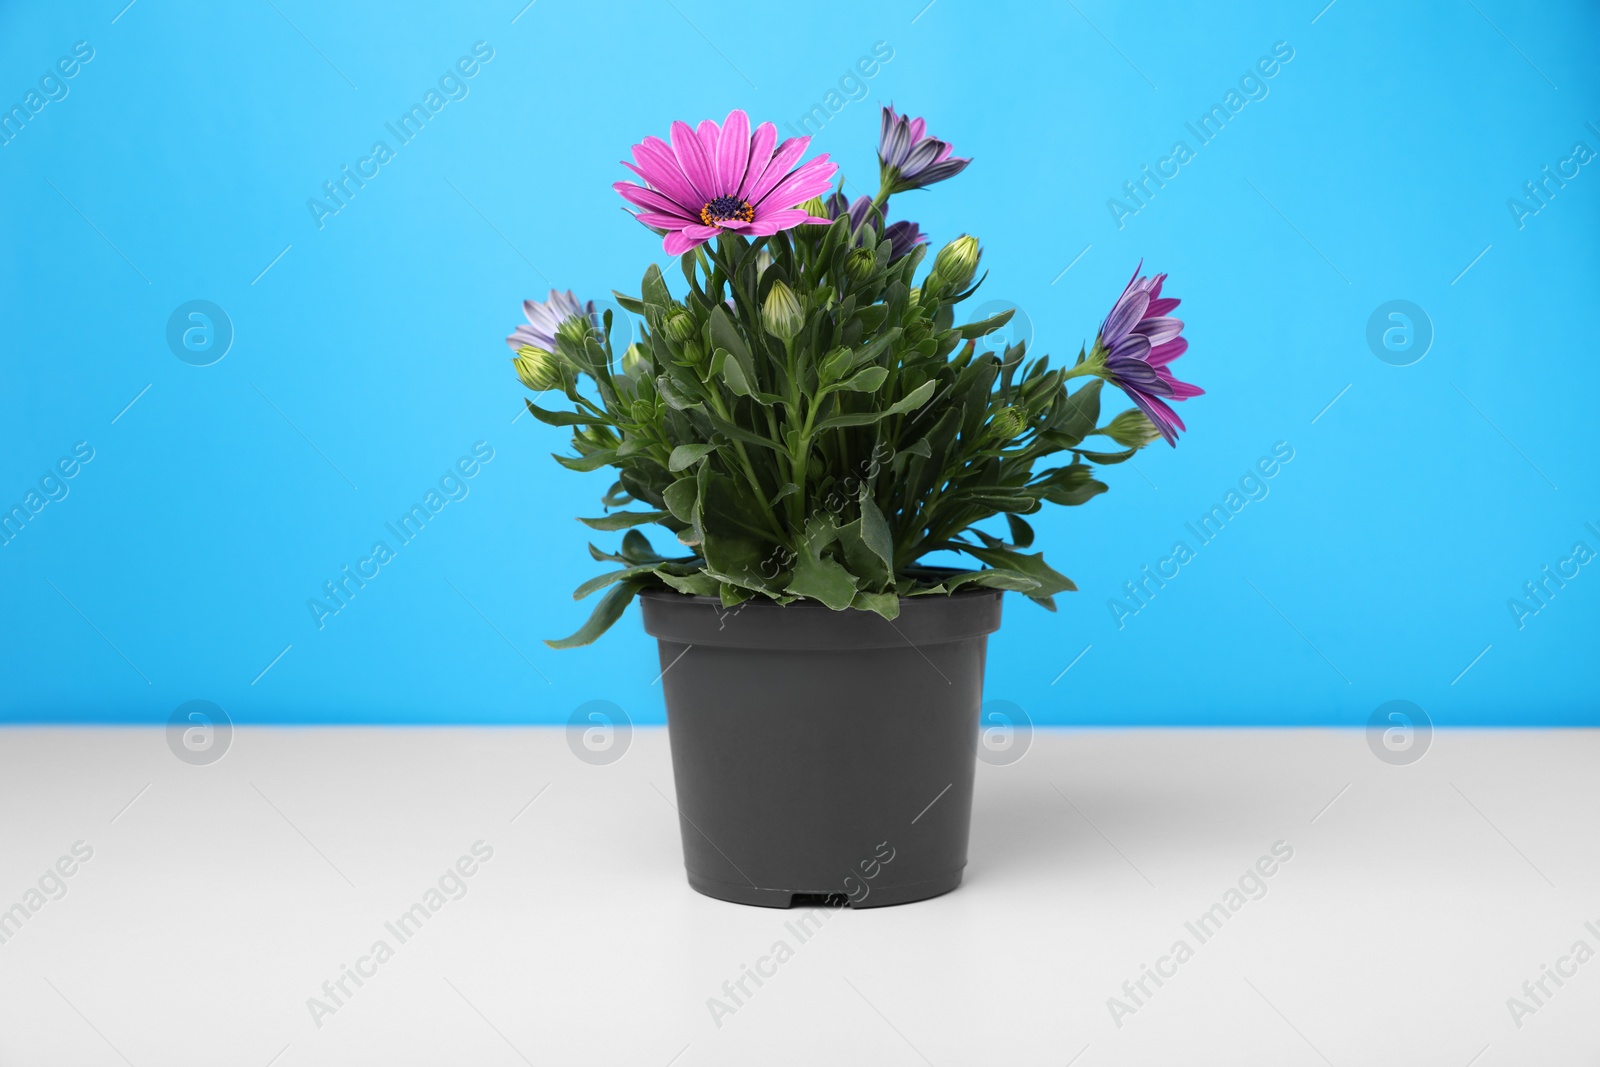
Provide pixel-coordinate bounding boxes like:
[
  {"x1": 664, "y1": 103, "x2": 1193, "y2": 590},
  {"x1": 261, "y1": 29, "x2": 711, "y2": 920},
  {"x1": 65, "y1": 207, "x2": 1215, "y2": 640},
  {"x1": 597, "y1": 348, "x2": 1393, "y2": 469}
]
[{"x1": 511, "y1": 107, "x2": 1201, "y2": 647}]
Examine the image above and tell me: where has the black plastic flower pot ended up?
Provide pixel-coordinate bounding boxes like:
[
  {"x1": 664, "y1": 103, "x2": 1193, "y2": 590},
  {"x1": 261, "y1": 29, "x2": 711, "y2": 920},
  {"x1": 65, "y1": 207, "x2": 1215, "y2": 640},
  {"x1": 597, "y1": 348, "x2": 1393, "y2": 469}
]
[{"x1": 639, "y1": 586, "x2": 1003, "y2": 908}]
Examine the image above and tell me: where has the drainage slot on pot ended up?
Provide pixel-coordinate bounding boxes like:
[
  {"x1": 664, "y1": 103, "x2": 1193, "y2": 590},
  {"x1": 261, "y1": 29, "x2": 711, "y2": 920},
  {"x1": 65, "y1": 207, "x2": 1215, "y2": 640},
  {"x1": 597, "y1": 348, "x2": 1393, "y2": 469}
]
[{"x1": 788, "y1": 892, "x2": 849, "y2": 909}]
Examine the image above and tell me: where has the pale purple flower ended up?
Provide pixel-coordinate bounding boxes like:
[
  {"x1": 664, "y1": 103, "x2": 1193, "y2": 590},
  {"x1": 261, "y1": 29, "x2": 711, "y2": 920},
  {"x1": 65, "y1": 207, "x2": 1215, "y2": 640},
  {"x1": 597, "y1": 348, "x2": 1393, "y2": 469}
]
[
  {"x1": 614, "y1": 109, "x2": 837, "y2": 256},
  {"x1": 507, "y1": 289, "x2": 596, "y2": 352},
  {"x1": 1094, "y1": 263, "x2": 1202, "y2": 446},
  {"x1": 877, "y1": 105, "x2": 970, "y2": 194}
]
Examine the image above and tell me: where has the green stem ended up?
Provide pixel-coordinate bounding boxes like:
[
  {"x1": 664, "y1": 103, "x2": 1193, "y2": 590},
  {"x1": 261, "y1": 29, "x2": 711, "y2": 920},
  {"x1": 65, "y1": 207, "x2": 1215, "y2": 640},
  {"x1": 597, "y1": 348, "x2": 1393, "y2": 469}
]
[
  {"x1": 705, "y1": 390, "x2": 787, "y2": 542},
  {"x1": 788, "y1": 382, "x2": 832, "y2": 531}
]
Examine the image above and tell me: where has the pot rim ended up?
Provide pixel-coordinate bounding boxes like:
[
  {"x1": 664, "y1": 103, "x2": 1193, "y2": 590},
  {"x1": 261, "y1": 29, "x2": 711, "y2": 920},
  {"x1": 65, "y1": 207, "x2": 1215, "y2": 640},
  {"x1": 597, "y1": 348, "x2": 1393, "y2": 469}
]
[{"x1": 638, "y1": 571, "x2": 1004, "y2": 650}]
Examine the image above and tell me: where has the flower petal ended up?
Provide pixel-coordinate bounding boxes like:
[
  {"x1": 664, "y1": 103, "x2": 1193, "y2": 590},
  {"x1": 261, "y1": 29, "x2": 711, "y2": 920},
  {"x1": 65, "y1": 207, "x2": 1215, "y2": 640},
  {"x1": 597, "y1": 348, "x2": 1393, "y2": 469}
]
[
  {"x1": 614, "y1": 181, "x2": 697, "y2": 220},
  {"x1": 898, "y1": 137, "x2": 945, "y2": 177},
  {"x1": 743, "y1": 135, "x2": 810, "y2": 204},
  {"x1": 1147, "y1": 336, "x2": 1188, "y2": 367},
  {"x1": 1102, "y1": 289, "x2": 1150, "y2": 345},
  {"x1": 715, "y1": 109, "x2": 751, "y2": 197},
  {"x1": 912, "y1": 157, "x2": 970, "y2": 186},
  {"x1": 627, "y1": 138, "x2": 700, "y2": 209},
  {"x1": 670, "y1": 120, "x2": 716, "y2": 203},
  {"x1": 663, "y1": 225, "x2": 718, "y2": 256},
  {"x1": 635, "y1": 211, "x2": 699, "y2": 228},
  {"x1": 882, "y1": 115, "x2": 911, "y2": 167},
  {"x1": 753, "y1": 154, "x2": 838, "y2": 210},
  {"x1": 1132, "y1": 316, "x2": 1184, "y2": 347},
  {"x1": 737, "y1": 122, "x2": 778, "y2": 200},
  {"x1": 744, "y1": 207, "x2": 810, "y2": 235},
  {"x1": 620, "y1": 159, "x2": 696, "y2": 214},
  {"x1": 1132, "y1": 393, "x2": 1183, "y2": 445}
]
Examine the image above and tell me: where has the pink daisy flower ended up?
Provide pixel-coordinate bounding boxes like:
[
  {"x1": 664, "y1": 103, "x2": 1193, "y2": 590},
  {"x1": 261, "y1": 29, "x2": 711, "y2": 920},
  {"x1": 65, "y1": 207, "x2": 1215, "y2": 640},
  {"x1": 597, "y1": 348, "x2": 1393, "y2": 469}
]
[{"x1": 613, "y1": 109, "x2": 838, "y2": 256}]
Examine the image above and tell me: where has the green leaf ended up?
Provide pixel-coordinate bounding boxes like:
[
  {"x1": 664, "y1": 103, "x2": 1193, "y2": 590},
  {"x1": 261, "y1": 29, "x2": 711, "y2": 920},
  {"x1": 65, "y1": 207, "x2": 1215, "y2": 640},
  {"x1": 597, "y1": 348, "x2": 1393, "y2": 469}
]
[
  {"x1": 850, "y1": 589, "x2": 902, "y2": 619},
  {"x1": 641, "y1": 264, "x2": 672, "y2": 310},
  {"x1": 858, "y1": 495, "x2": 895, "y2": 569},
  {"x1": 719, "y1": 350, "x2": 754, "y2": 397},
  {"x1": 662, "y1": 479, "x2": 700, "y2": 524},
  {"x1": 818, "y1": 346, "x2": 853, "y2": 382},
  {"x1": 668, "y1": 444, "x2": 718, "y2": 471},
  {"x1": 847, "y1": 328, "x2": 902, "y2": 370},
  {"x1": 701, "y1": 529, "x2": 779, "y2": 593},
  {"x1": 944, "y1": 569, "x2": 1042, "y2": 593},
  {"x1": 787, "y1": 552, "x2": 858, "y2": 609},
  {"x1": 838, "y1": 366, "x2": 889, "y2": 392},
  {"x1": 837, "y1": 519, "x2": 892, "y2": 589},
  {"x1": 956, "y1": 308, "x2": 1015, "y2": 340},
  {"x1": 524, "y1": 398, "x2": 603, "y2": 427},
  {"x1": 784, "y1": 517, "x2": 857, "y2": 609},
  {"x1": 947, "y1": 544, "x2": 1077, "y2": 595},
  {"x1": 546, "y1": 580, "x2": 644, "y2": 649},
  {"x1": 1073, "y1": 447, "x2": 1139, "y2": 465},
  {"x1": 1033, "y1": 463, "x2": 1109, "y2": 507},
  {"x1": 963, "y1": 493, "x2": 1038, "y2": 511},
  {"x1": 612, "y1": 291, "x2": 646, "y2": 315},
  {"x1": 577, "y1": 510, "x2": 667, "y2": 531},
  {"x1": 656, "y1": 374, "x2": 700, "y2": 411},
  {"x1": 656, "y1": 570, "x2": 720, "y2": 596},
  {"x1": 813, "y1": 380, "x2": 936, "y2": 432},
  {"x1": 553, "y1": 450, "x2": 618, "y2": 473},
  {"x1": 709, "y1": 305, "x2": 754, "y2": 373},
  {"x1": 620, "y1": 529, "x2": 666, "y2": 563},
  {"x1": 572, "y1": 564, "x2": 659, "y2": 601},
  {"x1": 1056, "y1": 379, "x2": 1103, "y2": 441},
  {"x1": 1005, "y1": 513, "x2": 1035, "y2": 548}
]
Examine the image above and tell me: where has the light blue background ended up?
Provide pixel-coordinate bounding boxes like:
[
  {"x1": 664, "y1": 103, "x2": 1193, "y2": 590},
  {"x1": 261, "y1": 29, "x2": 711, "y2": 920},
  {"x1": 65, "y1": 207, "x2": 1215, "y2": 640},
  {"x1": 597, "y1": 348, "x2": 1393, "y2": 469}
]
[{"x1": 3, "y1": 0, "x2": 1596, "y2": 725}]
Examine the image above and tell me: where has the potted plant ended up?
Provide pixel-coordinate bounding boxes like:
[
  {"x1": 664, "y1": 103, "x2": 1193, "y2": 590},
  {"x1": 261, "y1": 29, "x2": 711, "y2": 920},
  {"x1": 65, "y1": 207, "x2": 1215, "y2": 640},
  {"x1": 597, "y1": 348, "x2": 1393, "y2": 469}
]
[{"x1": 507, "y1": 106, "x2": 1200, "y2": 907}]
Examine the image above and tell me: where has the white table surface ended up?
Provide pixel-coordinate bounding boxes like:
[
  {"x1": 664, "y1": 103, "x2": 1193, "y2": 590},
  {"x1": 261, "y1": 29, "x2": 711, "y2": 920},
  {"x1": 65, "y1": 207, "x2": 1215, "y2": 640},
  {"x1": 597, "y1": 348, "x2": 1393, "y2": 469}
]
[{"x1": 0, "y1": 726, "x2": 1595, "y2": 1066}]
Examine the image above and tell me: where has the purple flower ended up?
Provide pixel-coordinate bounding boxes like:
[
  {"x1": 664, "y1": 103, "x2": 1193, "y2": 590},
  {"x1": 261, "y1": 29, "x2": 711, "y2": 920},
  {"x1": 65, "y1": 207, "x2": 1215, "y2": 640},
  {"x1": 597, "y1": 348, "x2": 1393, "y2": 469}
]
[
  {"x1": 877, "y1": 105, "x2": 970, "y2": 194},
  {"x1": 1094, "y1": 263, "x2": 1202, "y2": 446},
  {"x1": 824, "y1": 192, "x2": 926, "y2": 259},
  {"x1": 825, "y1": 192, "x2": 878, "y2": 238},
  {"x1": 614, "y1": 109, "x2": 837, "y2": 256},
  {"x1": 507, "y1": 289, "x2": 596, "y2": 353},
  {"x1": 883, "y1": 219, "x2": 927, "y2": 259}
]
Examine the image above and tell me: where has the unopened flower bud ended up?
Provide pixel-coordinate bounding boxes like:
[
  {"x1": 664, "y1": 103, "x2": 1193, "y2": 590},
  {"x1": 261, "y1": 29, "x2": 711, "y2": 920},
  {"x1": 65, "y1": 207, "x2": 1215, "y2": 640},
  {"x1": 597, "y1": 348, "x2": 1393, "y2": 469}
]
[
  {"x1": 932, "y1": 235, "x2": 980, "y2": 291},
  {"x1": 761, "y1": 280, "x2": 804, "y2": 343},
  {"x1": 844, "y1": 247, "x2": 876, "y2": 285},
  {"x1": 556, "y1": 314, "x2": 595, "y2": 347},
  {"x1": 663, "y1": 309, "x2": 696, "y2": 342},
  {"x1": 799, "y1": 196, "x2": 827, "y2": 220},
  {"x1": 512, "y1": 346, "x2": 563, "y2": 392},
  {"x1": 1103, "y1": 409, "x2": 1160, "y2": 448},
  {"x1": 988, "y1": 406, "x2": 1027, "y2": 440}
]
